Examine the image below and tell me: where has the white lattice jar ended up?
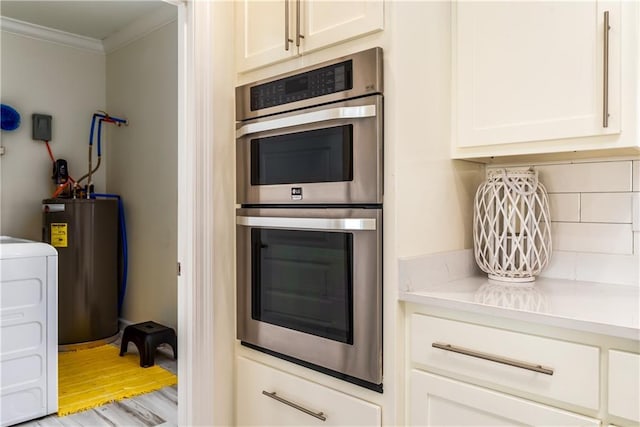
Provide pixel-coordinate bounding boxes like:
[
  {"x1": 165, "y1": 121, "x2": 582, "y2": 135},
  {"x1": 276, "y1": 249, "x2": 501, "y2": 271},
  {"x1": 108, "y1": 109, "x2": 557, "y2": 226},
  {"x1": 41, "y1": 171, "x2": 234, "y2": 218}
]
[{"x1": 473, "y1": 168, "x2": 552, "y2": 283}]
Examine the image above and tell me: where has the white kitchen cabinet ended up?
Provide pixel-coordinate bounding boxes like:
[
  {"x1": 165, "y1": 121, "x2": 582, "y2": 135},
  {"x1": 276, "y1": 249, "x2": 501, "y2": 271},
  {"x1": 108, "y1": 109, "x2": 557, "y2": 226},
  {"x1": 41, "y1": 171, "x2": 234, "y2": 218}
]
[
  {"x1": 410, "y1": 370, "x2": 600, "y2": 426},
  {"x1": 235, "y1": 0, "x2": 383, "y2": 72},
  {"x1": 236, "y1": 356, "x2": 381, "y2": 426},
  {"x1": 406, "y1": 306, "x2": 640, "y2": 427},
  {"x1": 451, "y1": 0, "x2": 640, "y2": 159},
  {"x1": 411, "y1": 314, "x2": 600, "y2": 410},
  {"x1": 608, "y1": 350, "x2": 640, "y2": 423}
]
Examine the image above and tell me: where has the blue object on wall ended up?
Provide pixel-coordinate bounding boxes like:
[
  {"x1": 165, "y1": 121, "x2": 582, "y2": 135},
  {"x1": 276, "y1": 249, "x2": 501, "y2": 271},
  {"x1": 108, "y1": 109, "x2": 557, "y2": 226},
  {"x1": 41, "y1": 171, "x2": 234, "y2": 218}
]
[{"x1": 1, "y1": 104, "x2": 21, "y2": 131}]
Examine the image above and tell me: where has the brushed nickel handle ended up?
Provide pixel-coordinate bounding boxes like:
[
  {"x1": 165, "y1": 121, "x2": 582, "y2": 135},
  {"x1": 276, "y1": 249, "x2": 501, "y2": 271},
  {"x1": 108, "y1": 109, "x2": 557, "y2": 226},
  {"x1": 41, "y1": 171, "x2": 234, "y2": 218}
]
[
  {"x1": 285, "y1": 0, "x2": 293, "y2": 51},
  {"x1": 262, "y1": 391, "x2": 326, "y2": 421},
  {"x1": 235, "y1": 104, "x2": 377, "y2": 138},
  {"x1": 603, "y1": 10, "x2": 610, "y2": 128},
  {"x1": 296, "y1": 0, "x2": 304, "y2": 47},
  {"x1": 237, "y1": 216, "x2": 377, "y2": 231},
  {"x1": 432, "y1": 342, "x2": 554, "y2": 376}
]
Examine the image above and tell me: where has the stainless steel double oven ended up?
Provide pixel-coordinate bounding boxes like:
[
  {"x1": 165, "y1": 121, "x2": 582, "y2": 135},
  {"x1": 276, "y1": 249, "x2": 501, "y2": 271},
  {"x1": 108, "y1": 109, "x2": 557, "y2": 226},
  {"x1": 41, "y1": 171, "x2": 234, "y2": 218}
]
[{"x1": 236, "y1": 48, "x2": 383, "y2": 391}]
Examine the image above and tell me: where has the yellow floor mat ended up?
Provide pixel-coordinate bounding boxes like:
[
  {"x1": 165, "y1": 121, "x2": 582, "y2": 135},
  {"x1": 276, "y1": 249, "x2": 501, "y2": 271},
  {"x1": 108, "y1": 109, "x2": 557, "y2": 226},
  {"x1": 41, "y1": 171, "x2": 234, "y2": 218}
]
[{"x1": 58, "y1": 345, "x2": 177, "y2": 416}]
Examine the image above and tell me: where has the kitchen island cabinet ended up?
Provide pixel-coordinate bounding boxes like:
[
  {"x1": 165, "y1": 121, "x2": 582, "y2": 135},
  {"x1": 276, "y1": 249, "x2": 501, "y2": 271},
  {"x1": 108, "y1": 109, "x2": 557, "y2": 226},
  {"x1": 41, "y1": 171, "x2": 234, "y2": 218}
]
[
  {"x1": 451, "y1": 0, "x2": 640, "y2": 160},
  {"x1": 235, "y1": 0, "x2": 383, "y2": 72}
]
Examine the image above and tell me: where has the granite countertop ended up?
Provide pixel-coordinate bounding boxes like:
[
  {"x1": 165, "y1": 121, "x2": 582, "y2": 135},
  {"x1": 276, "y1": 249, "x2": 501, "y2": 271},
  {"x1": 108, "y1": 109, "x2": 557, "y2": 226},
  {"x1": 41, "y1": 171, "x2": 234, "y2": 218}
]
[{"x1": 399, "y1": 250, "x2": 640, "y2": 341}]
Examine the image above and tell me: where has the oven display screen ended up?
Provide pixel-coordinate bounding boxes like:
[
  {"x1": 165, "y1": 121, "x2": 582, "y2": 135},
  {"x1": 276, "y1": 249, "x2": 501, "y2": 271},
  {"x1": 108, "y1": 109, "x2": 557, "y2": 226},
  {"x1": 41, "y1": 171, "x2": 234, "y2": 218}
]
[
  {"x1": 251, "y1": 228, "x2": 354, "y2": 344},
  {"x1": 285, "y1": 76, "x2": 308, "y2": 94},
  {"x1": 250, "y1": 60, "x2": 353, "y2": 111}
]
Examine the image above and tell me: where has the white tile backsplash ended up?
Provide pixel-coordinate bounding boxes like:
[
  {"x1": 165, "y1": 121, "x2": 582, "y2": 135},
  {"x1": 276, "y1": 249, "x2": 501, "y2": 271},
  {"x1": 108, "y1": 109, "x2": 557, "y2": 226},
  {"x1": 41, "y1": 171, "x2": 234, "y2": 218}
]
[
  {"x1": 574, "y1": 252, "x2": 640, "y2": 286},
  {"x1": 548, "y1": 193, "x2": 580, "y2": 222},
  {"x1": 537, "y1": 161, "x2": 632, "y2": 193},
  {"x1": 487, "y1": 159, "x2": 639, "y2": 285},
  {"x1": 540, "y1": 250, "x2": 639, "y2": 286},
  {"x1": 398, "y1": 249, "x2": 480, "y2": 293},
  {"x1": 580, "y1": 193, "x2": 633, "y2": 223},
  {"x1": 552, "y1": 222, "x2": 633, "y2": 255}
]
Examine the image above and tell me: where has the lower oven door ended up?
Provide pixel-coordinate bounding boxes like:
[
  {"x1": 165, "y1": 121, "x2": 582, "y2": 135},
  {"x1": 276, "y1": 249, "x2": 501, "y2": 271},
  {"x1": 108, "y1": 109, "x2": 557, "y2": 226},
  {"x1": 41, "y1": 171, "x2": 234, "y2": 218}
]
[{"x1": 236, "y1": 207, "x2": 382, "y2": 388}]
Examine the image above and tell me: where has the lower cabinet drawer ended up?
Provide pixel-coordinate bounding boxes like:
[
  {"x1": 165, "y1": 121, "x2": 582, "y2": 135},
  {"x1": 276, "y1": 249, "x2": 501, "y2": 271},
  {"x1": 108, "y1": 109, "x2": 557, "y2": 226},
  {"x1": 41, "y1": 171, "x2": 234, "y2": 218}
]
[
  {"x1": 608, "y1": 350, "x2": 640, "y2": 423},
  {"x1": 236, "y1": 357, "x2": 381, "y2": 426},
  {"x1": 411, "y1": 314, "x2": 600, "y2": 410},
  {"x1": 410, "y1": 370, "x2": 600, "y2": 426}
]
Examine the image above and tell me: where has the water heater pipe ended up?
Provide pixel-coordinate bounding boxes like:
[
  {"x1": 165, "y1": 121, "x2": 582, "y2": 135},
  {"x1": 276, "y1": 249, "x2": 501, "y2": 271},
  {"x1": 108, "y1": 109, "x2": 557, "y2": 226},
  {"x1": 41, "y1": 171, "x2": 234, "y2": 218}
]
[{"x1": 91, "y1": 193, "x2": 128, "y2": 316}]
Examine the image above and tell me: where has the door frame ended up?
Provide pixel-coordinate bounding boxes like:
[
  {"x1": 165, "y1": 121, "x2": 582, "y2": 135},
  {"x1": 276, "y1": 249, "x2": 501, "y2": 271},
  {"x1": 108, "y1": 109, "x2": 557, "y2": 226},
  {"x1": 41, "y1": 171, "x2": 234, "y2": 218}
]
[{"x1": 176, "y1": 1, "x2": 235, "y2": 425}]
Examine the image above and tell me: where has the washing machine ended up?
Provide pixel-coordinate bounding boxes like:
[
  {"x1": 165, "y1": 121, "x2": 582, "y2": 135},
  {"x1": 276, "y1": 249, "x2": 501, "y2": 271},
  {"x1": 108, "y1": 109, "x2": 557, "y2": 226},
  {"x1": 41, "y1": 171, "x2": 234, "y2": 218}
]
[{"x1": 0, "y1": 236, "x2": 58, "y2": 426}]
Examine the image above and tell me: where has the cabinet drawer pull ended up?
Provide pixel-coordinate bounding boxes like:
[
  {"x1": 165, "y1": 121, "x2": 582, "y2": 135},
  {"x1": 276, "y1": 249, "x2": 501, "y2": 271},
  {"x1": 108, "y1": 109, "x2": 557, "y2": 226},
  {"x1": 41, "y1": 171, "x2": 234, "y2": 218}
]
[
  {"x1": 603, "y1": 10, "x2": 610, "y2": 128},
  {"x1": 262, "y1": 390, "x2": 327, "y2": 421},
  {"x1": 432, "y1": 342, "x2": 554, "y2": 376}
]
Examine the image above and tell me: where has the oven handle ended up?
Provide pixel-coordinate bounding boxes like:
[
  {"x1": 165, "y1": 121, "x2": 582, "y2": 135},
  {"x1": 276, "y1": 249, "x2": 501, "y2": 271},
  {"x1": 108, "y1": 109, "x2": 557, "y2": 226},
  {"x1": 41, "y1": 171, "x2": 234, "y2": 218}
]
[
  {"x1": 236, "y1": 216, "x2": 377, "y2": 231},
  {"x1": 236, "y1": 104, "x2": 377, "y2": 138}
]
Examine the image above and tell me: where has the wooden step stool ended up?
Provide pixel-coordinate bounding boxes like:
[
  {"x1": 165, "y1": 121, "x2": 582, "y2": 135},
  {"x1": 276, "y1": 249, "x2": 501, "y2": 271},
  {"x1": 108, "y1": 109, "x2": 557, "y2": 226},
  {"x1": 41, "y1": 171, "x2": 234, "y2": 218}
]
[{"x1": 119, "y1": 321, "x2": 177, "y2": 368}]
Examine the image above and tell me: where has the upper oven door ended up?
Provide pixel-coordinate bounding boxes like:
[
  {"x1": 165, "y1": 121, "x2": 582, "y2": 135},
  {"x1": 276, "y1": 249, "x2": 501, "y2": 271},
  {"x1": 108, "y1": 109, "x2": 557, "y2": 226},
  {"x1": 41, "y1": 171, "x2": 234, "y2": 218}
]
[{"x1": 236, "y1": 95, "x2": 383, "y2": 205}]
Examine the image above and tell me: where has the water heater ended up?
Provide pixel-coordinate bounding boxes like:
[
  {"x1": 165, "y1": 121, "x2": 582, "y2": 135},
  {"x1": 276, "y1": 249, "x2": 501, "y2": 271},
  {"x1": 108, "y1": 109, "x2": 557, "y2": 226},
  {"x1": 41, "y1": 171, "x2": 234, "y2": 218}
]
[{"x1": 42, "y1": 198, "x2": 118, "y2": 347}]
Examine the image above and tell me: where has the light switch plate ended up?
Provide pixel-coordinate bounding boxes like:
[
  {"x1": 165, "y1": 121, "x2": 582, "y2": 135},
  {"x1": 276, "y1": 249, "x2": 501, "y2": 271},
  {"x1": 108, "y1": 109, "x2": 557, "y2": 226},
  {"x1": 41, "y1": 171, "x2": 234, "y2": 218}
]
[{"x1": 32, "y1": 113, "x2": 52, "y2": 141}]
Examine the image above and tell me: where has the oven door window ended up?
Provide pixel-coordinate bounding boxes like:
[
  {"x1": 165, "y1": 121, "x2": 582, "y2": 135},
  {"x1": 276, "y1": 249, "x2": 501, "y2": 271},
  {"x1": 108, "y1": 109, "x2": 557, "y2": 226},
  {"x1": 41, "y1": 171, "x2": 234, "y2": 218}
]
[
  {"x1": 251, "y1": 228, "x2": 353, "y2": 344},
  {"x1": 251, "y1": 125, "x2": 353, "y2": 185}
]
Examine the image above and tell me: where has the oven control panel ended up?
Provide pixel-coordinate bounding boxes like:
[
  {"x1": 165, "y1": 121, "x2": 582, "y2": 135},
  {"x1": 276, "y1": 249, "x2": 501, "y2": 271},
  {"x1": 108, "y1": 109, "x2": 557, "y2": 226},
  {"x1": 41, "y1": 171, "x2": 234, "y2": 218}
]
[{"x1": 250, "y1": 60, "x2": 353, "y2": 111}]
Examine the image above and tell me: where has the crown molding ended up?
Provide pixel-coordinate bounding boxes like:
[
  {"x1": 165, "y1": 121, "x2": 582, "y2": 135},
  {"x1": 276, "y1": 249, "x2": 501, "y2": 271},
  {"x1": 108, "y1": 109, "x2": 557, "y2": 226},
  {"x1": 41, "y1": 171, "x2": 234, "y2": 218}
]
[
  {"x1": 0, "y1": 16, "x2": 104, "y2": 53},
  {"x1": 103, "y1": 5, "x2": 177, "y2": 54}
]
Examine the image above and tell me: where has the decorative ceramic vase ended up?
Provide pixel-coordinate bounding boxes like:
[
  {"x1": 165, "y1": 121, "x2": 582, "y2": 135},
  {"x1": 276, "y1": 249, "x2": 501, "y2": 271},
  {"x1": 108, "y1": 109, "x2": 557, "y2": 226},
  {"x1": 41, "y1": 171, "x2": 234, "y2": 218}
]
[{"x1": 473, "y1": 168, "x2": 552, "y2": 283}]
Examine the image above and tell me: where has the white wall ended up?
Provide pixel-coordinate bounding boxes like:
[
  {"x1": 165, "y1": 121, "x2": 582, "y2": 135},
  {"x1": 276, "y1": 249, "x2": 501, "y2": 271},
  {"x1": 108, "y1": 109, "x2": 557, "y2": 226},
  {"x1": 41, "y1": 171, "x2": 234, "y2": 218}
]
[
  {"x1": 106, "y1": 19, "x2": 178, "y2": 330},
  {"x1": 390, "y1": 2, "x2": 484, "y2": 259},
  {"x1": 0, "y1": 32, "x2": 106, "y2": 240}
]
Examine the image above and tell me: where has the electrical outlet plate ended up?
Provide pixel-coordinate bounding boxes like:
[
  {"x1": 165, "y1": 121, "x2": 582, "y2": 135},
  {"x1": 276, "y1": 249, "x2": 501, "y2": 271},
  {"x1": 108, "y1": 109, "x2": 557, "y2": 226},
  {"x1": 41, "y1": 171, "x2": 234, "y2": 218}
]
[{"x1": 32, "y1": 114, "x2": 52, "y2": 141}]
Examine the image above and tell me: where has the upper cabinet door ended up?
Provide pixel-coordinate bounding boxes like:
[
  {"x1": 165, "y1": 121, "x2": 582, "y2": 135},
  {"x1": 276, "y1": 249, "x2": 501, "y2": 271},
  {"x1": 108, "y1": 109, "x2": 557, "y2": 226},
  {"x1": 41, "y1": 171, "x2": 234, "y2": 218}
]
[
  {"x1": 454, "y1": 1, "x2": 621, "y2": 149},
  {"x1": 236, "y1": 0, "x2": 297, "y2": 73},
  {"x1": 236, "y1": 0, "x2": 384, "y2": 73},
  {"x1": 299, "y1": 0, "x2": 384, "y2": 54}
]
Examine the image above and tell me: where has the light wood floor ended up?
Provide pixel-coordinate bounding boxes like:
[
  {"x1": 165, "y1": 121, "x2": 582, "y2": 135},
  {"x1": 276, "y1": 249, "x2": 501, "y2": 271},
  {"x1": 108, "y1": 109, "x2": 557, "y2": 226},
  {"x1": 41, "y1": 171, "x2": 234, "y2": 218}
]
[{"x1": 19, "y1": 340, "x2": 178, "y2": 427}]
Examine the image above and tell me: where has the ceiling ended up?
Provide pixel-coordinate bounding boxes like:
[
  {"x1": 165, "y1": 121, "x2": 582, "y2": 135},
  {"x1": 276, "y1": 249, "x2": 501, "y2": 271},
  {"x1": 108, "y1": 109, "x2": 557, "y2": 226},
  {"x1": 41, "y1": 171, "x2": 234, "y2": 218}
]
[{"x1": 0, "y1": 1, "x2": 176, "y2": 40}]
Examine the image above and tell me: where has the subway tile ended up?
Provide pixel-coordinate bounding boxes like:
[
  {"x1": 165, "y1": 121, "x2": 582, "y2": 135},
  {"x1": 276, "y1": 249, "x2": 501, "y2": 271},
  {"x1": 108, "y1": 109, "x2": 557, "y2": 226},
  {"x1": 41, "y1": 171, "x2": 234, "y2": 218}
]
[
  {"x1": 575, "y1": 252, "x2": 640, "y2": 286},
  {"x1": 581, "y1": 193, "x2": 632, "y2": 223},
  {"x1": 537, "y1": 161, "x2": 632, "y2": 193},
  {"x1": 633, "y1": 160, "x2": 639, "y2": 192},
  {"x1": 551, "y1": 222, "x2": 634, "y2": 255},
  {"x1": 548, "y1": 193, "x2": 580, "y2": 222}
]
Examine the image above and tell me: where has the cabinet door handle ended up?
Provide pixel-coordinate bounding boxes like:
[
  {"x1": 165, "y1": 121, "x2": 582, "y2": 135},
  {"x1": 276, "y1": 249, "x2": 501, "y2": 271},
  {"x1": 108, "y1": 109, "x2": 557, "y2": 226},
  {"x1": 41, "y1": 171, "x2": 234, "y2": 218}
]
[
  {"x1": 285, "y1": 0, "x2": 293, "y2": 51},
  {"x1": 603, "y1": 10, "x2": 610, "y2": 128},
  {"x1": 262, "y1": 391, "x2": 327, "y2": 421},
  {"x1": 296, "y1": 0, "x2": 304, "y2": 47},
  {"x1": 432, "y1": 342, "x2": 554, "y2": 376}
]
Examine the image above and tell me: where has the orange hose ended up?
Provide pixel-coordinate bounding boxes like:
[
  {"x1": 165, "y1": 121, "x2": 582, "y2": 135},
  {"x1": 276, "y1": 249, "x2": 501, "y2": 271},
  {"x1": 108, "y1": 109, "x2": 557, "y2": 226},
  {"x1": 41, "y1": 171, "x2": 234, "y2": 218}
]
[
  {"x1": 45, "y1": 141, "x2": 55, "y2": 162},
  {"x1": 52, "y1": 182, "x2": 68, "y2": 198}
]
